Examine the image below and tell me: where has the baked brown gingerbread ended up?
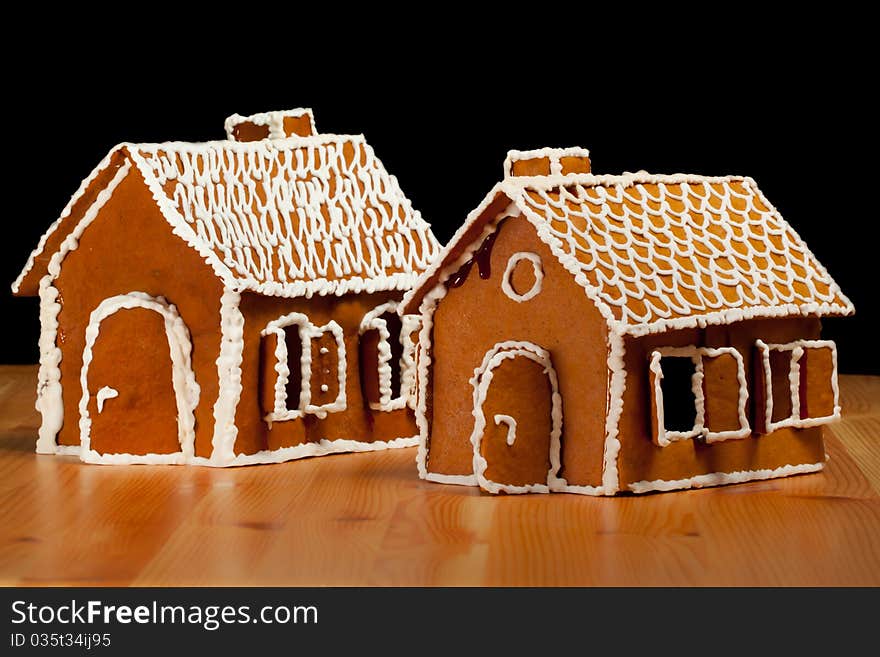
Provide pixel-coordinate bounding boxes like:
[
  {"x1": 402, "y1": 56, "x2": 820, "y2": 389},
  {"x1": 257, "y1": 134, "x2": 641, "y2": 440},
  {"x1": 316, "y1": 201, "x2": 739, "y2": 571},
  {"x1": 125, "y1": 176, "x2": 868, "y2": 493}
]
[
  {"x1": 12, "y1": 108, "x2": 440, "y2": 466},
  {"x1": 402, "y1": 147, "x2": 854, "y2": 494}
]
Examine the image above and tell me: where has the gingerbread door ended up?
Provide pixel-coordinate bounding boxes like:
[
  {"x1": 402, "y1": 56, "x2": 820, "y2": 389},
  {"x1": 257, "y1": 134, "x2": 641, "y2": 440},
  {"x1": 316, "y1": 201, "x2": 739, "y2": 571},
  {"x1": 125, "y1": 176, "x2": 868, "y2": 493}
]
[
  {"x1": 79, "y1": 293, "x2": 198, "y2": 464},
  {"x1": 470, "y1": 343, "x2": 563, "y2": 494}
]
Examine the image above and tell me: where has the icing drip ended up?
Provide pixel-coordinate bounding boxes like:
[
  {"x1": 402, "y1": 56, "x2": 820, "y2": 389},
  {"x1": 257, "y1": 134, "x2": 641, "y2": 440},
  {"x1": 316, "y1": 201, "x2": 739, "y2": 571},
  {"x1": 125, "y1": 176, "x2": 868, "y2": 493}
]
[
  {"x1": 474, "y1": 227, "x2": 500, "y2": 280},
  {"x1": 412, "y1": 206, "x2": 521, "y2": 486},
  {"x1": 445, "y1": 222, "x2": 503, "y2": 288},
  {"x1": 446, "y1": 259, "x2": 473, "y2": 288}
]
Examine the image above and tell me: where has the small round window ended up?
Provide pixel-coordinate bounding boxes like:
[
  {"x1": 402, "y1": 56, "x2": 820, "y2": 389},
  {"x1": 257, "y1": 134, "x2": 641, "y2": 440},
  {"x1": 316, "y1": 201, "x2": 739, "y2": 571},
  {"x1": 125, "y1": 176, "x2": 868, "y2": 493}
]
[{"x1": 502, "y1": 252, "x2": 543, "y2": 302}]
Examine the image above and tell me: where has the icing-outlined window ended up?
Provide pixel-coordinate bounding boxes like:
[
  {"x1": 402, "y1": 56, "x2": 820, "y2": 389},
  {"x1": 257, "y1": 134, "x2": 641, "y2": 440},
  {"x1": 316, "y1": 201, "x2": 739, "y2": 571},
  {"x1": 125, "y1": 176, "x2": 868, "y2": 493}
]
[
  {"x1": 359, "y1": 301, "x2": 420, "y2": 411},
  {"x1": 649, "y1": 346, "x2": 750, "y2": 447},
  {"x1": 754, "y1": 339, "x2": 840, "y2": 433},
  {"x1": 260, "y1": 313, "x2": 347, "y2": 422}
]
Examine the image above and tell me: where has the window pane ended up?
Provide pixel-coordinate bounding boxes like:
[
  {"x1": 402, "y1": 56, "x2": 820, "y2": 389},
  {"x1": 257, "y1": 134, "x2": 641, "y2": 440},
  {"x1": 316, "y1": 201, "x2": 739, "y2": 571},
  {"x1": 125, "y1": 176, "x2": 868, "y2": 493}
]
[
  {"x1": 703, "y1": 353, "x2": 743, "y2": 433},
  {"x1": 311, "y1": 330, "x2": 340, "y2": 404},
  {"x1": 283, "y1": 324, "x2": 303, "y2": 408},
  {"x1": 769, "y1": 350, "x2": 793, "y2": 423},
  {"x1": 380, "y1": 312, "x2": 404, "y2": 399},
  {"x1": 359, "y1": 328, "x2": 381, "y2": 406},
  {"x1": 660, "y1": 356, "x2": 698, "y2": 432},
  {"x1": 259, "y1": 331, "x2": 280, "y2": 416},
  {"x1": 800, "y1": 346, "x2": 836, "y2": 419}
]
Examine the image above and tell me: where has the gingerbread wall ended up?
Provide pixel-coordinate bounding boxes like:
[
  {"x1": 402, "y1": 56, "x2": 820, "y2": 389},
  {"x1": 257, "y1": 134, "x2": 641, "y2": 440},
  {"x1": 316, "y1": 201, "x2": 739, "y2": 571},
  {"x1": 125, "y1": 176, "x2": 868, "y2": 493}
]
[
  {"x1": 234, "y1": 291, "x2": 416, "y2": 456},
  {"x1": 427, "y1": 213, "x2": 610, "y2": 488},
  {"x1": 54, "y1": 166, "x2": 224, "y2": 457},
  {"x1": 617, "y1": 317, "x2": 826, "y2": 488}
]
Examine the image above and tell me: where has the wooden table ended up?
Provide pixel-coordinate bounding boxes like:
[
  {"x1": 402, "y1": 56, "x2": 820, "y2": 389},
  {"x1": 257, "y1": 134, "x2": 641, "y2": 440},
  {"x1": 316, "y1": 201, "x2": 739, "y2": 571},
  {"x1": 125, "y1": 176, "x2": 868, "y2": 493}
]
[{"x1": 1, "y1": 366, "x2": 878, "y2": 586}]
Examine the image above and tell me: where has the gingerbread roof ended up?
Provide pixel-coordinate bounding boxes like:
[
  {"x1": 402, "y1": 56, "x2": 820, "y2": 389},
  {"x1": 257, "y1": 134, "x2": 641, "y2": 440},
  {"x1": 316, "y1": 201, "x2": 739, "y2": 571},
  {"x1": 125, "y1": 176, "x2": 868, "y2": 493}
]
[
  {"x1": 14, "y1": 131, "x2": 440, "y2": 298},
  {"x1": 403, "y1": 166, "x2": 853, "y2": 336}
]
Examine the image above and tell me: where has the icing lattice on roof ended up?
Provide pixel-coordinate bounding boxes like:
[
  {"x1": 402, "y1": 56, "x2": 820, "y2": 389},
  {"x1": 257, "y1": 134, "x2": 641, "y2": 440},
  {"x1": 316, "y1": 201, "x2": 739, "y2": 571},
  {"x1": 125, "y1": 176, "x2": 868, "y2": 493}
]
[
  {"x1": 402, "y1": 169, "x2": 853, "y2": 334},
  {"x1": 126, "y1": 135, "x2": 440, "y2": 297},
  {"x1": 505, "y1": 172, "x2": 853, "y2": 334},
  {"x1": 14, "y1": 134, "x2": 440, "y2": 299}
]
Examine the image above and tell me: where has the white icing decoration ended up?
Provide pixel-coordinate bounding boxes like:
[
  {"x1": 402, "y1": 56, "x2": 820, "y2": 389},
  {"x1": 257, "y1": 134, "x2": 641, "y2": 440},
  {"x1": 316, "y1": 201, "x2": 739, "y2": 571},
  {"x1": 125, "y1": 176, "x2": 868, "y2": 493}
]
[
  {"x1": 210, "y1": 289, "x2": 245, "y2": 463},
  {"x1": 600, "y1": 333, "x2": 626, "y2": 494},
  {"x1": 503, "y1": 147, "x2": 591, "y2": 178},
  {"x1": 755, "y1": 339, "x2": 841, "y2": 431},
  {"x1": 410, "y1": 205, "x2": 604, "y2": 494},
  {"x1": 193, "y1": 435, "x2": 419, "y2": 467},
  {"x1": 493, "y1": 414, "x2": 517, "y2": 445},
  {"x1": 32, "y1": 161, "x2": 132, "y2": 454},
  {"x1": 412, "y1": 206, "x2": 521, "y2": 486},
  {"x1": 358, "y1": 301, "x2": 420, "y2": 412},
  {"x1": 12, "y1": 150, "x2": 125, "y2": 295},
  {"x1": 14, "y1": 112, "x2": 438, "y2": 466},
  {"x1": 126, "y1": 135, "x2": 440, "y2": 300},
  {"x1": 628, "y1": 461, "x2": 824, "y2": 494},
  {"x1": 320, "y1": 347, "x2": 329, "y2": 355},
  {"x1": 470, "y1": 342, "x2": 565, "y2": 495},
  {"x1": 224, "y1": 108, "x2": 316, "y2": 140},
  {"x1": 649, "y1": 345, "x2": 750, "y2": 447},
  {"x1": 16, "y1": 131, "x2": 440, "y2": 302},
  {"x1": 50, "y1": 436, "x2": 419, "y2": 466},
  {"x1": 79, "y1": 292, "x2": 200, "y2": 465},
  {"x1": 501, "y1": 252, "x2": 543, "y2": 302},
  {"x1": 403, "y1": 170, "x2": 853, "y2": 337},
  {"x1": 321, "y1": 384, "x2": 329, "y2": 393},
  {"x1": 262, "y1": 313, "x2": 347, "y2": 422},
  {"x1": 96, "y1": 386, "x2": 118, "y2": 414},
  {"x1": 402, "y1": 161, "x2": 853, "y2": 494},
  {"x1": 35, "y1": 281, "x2": 63, "y2": 454}
]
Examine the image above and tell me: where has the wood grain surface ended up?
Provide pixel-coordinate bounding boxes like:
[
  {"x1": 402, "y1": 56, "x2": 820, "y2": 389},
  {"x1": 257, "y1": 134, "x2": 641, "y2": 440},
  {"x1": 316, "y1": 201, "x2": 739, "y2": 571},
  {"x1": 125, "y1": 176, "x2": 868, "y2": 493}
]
[{"x1": 1, "y1": 365, "x2": 878, "y2": 586}]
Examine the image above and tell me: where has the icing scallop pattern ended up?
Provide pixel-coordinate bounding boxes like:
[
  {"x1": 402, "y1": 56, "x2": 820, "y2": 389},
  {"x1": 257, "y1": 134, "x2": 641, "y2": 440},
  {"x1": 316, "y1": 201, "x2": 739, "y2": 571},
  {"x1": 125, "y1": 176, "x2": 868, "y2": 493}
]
[{"x1": 512, "y1": 175, "x2": 853, "y2": 333}]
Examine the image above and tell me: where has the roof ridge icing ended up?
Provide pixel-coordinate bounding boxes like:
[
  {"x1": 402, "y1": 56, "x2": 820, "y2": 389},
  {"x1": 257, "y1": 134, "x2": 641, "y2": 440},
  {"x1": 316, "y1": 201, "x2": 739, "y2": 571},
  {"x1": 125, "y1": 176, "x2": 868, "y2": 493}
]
[
  {"x1": 126, "y1": 132, "x2": 366, "y2": 154},
  {"x1": 501, "y1": 170, "x2": 749, "y2": 194},
  {"x1": 15, "y1": 134, "x2": 440, "y2": 298},
  {"x1": 403, "y1": 173, "x2": 853, "y2": 334}
]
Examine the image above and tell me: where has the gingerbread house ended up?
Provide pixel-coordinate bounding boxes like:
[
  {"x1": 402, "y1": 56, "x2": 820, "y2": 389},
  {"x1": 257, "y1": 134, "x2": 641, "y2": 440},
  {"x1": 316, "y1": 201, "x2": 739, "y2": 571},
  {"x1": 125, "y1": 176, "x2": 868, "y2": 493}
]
[
  {"x1": 402, "y1": 147, "x2": 854, "y2": 495},
  {"x1": 12, "y1": 108, "x2": 441, "y2": 466}
]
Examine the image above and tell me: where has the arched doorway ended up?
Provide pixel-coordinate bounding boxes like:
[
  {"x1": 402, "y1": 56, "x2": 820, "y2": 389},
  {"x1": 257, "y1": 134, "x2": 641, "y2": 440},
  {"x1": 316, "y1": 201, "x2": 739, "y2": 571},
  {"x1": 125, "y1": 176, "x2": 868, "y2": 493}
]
[
  {"x1": 79, "y1": 292, "x2": 199, "y2": 464},
  {"x1": 470, "y1": 341, "x2": 564, "y2": 494}
]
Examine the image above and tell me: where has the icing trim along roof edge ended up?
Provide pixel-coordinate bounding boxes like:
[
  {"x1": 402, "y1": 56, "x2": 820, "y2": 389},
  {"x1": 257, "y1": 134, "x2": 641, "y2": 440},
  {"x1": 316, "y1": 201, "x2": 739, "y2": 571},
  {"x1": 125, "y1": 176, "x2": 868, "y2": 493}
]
[
  {"x1": 402, "y1": 169, "x2": 854, "y2": 335},
  {"x1": 14, "y1": 133, "x2": 440, "y2": 299}
]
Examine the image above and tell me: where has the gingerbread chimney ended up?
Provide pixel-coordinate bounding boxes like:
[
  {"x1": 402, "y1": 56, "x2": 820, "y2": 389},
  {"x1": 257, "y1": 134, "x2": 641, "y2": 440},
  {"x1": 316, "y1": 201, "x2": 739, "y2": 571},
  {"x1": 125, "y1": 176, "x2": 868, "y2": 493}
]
[
  {"x1": 224, "y1": 108, "x2": 316, "y2": 142},
  {"x1": 503, "y1": 147, "x2": 591, "y2": 178}
]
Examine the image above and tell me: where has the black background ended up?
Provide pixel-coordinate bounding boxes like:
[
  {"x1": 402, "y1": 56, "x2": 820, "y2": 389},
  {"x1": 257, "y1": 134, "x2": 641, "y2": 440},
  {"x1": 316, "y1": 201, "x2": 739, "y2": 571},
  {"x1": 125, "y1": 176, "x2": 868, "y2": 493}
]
[{"x1": 3, "y1": 27, "x2": 876, "y2": 374}]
